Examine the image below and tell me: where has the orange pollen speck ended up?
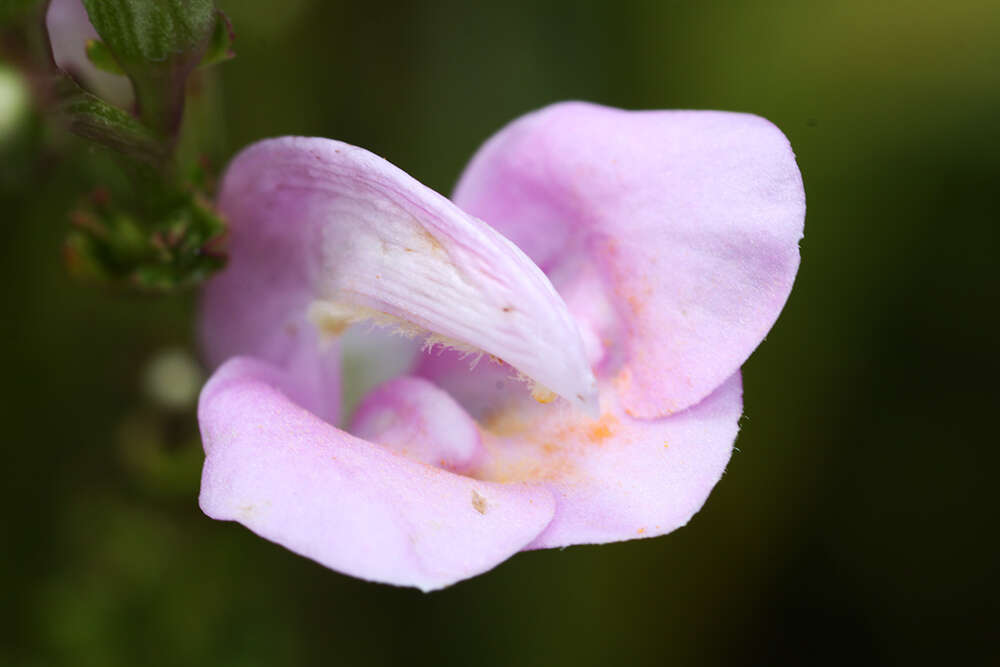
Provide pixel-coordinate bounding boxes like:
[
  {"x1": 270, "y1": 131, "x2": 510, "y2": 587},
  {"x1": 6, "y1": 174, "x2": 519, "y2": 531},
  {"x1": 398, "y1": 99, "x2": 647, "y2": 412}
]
[
  {"x1": 626, "y1": 294, "x2": 643, "y2": 316},
  {"x1": 587, "y1": 422, "x2": 613, "y2": 442}
]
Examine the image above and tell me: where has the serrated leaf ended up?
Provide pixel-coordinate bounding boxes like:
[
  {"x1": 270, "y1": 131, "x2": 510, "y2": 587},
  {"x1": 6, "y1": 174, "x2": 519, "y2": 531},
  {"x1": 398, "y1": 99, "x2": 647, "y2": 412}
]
[
  {"x1": 81, "y1": 0, "x2": 216, "y2": 66},
  {"x1": 198, "y1": 10, "x2": 234, "y2": 68},
  {"x1": 57, "y1": 78, "x2": 165, "y2": 164},
  {"x1": 85, "y1": 39, "x2": 126, "y2": 75}
]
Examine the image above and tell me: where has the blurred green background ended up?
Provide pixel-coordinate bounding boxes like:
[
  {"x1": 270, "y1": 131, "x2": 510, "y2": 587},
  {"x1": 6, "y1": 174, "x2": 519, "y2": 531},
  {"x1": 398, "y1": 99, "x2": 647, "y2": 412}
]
[{"x1": 2, "y1": 0, "x2": 998, "y2": 665}]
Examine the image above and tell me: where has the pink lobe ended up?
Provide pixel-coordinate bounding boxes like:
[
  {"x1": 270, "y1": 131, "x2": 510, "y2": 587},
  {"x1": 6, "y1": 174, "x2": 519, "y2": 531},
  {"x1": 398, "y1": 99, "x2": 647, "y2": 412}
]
[
  {"x1": 523, "y1": 373, "x2": 742, "y2": 548},
  {"x1": 453, "y1": 102, "x2": 805, "y2": 418},
  {"x1": 201, "y1": 137, "x2": 598, "y2": 417},
  {"x1": 199, "y1": 140, "x2": 343, "y2": 423},
  {"x1": 420, "y1": 350, "x2": 743, "y2": 548},
  {"x1": 351, "y1": 376, "x2": 485, "y2": 475},
  {"x1": 198, "y1": 358, "x2": 556, "y2": 592}
]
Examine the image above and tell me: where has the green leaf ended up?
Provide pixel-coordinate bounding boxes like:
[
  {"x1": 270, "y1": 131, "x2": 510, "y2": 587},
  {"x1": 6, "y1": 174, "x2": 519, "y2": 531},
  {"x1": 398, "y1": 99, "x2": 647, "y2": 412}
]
[
  {"x1": 81, "y1": 0, "x2": 219, "y2": 137},
  {"x1": 198, "y1": 10, "x2": 234, "y2": 68},
  {"x1": 81, "y1": 0, "x2": 216, "y2": 66},
  {"x1": 85, "y1": 39, "x2": 126, "y2": 75},
  {"x1": 56, "y1": 78, "x2": 165, "y2": 165}
]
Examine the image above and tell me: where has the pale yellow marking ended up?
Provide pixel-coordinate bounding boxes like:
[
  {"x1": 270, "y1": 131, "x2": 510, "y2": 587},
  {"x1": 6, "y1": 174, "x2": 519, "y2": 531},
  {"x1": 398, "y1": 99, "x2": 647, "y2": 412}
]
[
  {"x1": 471, "y1": 490, "x2": 488, "y2": 514},
  {"x1": 531, "y1": 383, "x2": 557, "y2": 404}
]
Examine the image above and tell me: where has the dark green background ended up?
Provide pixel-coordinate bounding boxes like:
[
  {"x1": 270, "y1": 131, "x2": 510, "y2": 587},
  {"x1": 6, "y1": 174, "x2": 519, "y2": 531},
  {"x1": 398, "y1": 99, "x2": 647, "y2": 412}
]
[{"x1": 2, "y1": 0, "x2": 998, "y2": 664}]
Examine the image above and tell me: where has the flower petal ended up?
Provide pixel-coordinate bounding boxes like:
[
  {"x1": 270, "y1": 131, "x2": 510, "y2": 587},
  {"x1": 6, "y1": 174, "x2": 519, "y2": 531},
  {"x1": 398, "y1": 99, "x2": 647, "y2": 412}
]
[
  {"x1": 453, "y1": 102, "x2": 804, "y2": 417},
  {"x1": 474, "y1": 372, "x2": 743, "y2": 548},
  {"x1": 199, "y1": 197, "x2": 343, "y2": 424},
  {"x1": 351, "y1": 376, "x2": 485, "y2": 475},
  {"x1": 198, "y1": 357, "x2": 556, "y2": 592},
  {"x1": 205, "y1": 137, "x2": 598, "y2": 415}
]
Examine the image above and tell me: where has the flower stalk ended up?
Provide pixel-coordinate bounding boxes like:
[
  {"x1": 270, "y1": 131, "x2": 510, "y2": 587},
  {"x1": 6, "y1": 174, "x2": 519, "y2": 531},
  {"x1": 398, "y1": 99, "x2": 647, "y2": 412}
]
[{"x1": 5, "y1": 0, "x2": 234, "y2": 289}]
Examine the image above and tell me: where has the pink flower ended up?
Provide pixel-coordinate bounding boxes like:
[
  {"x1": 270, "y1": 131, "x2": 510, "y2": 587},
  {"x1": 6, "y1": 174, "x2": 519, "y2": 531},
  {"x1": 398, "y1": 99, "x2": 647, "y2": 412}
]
[{"x1": 198, "y1": 102, "x2": 804, "y2": 591}]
